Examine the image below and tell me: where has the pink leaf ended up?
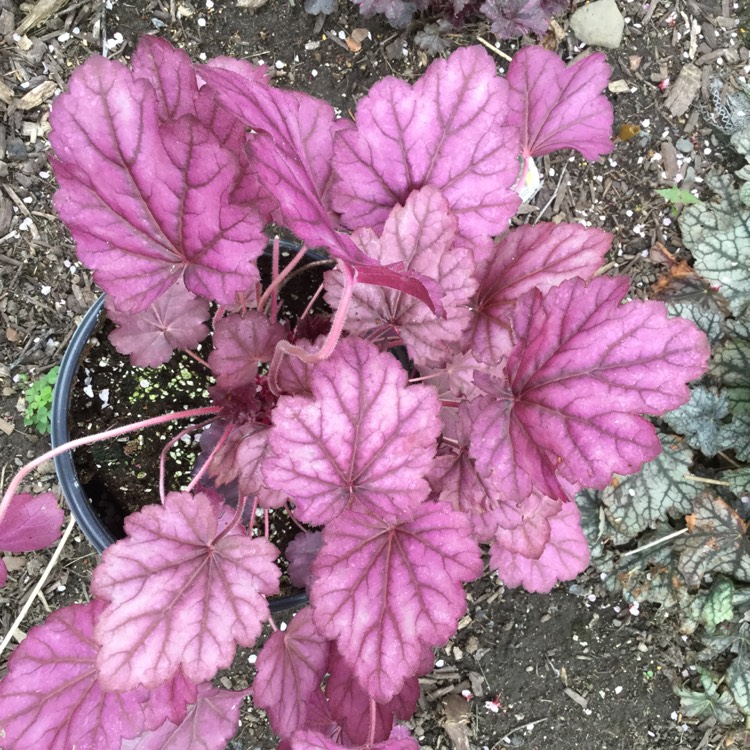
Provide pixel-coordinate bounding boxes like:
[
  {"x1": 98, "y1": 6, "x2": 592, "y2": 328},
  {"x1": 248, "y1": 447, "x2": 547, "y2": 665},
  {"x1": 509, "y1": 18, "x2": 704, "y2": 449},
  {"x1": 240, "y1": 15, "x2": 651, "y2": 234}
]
[
  {"x1": 50, "y1": 56, "x2": 265, "y2": 313},
  {"x1": 287, "y1": 531, "x2": 324, "y2": 589},
  {"x1": 428, "y1": 401, "x2": 505, "y2": 542},
  {"x1": 120, "y1": 684, "x2": 249, "y2": 750},
  {"x1": 0, "y1": 492, "x2": 63, "y2": 553},
  {"x1": 492, "y1": 493, "x2": 561, "y2": 559},
  {"x1": 208, "y1": 312, "x2": 287, "y2": 390},
  {"x1": 0, "y1": 559, "x2": 6, "y2": 587},
  {"x1": 470, "y1": 223, "x2": 611, "y2": 364},
  {"x1": 106, "y1": 279, "x2": 210, "y2": 367},
  {"x1": 325, "y1": 187, "x2": 476, "y2": 368},
  {"x1": 198, "y1": 65, "x2": 444, "y2": 316},
  {"x1": 331, "y1": 46, "x2": 521, "y2": 239},
  {"x1": 131, "y1": 36, "x2": 198, "y2": 121},
  {"x1": 0, "y1": 601, "x2": 194, "y2": 750},
  {"x1": 265, "y1": 337, "x2": 441, "y2": 525},
  {"x1": 208, "y1": 421, "x2": 270, "y2": 498},
  {"x1": 490, "y1": 501, "x2": 590, "y2": 592},
  {"x1": 310, "y1": 502, "x2": 483, "y2": 703},
  {"x1": 91, "y1": 491, "x2": 280, "y2": 691},
  {"x1": 253, "y1": 606, "x2": 331, "y2": 737},
  {"x1": 506, "y1": 47, "x2": 614, "y2": 159},
  {"x1": 291, "y1": 726, "x2": 418, "y2": 750},
  {"x1": 326, "y1": 646, "x2": 419, "y2": 745},
  {"x1": 470, "y1": 277, "x2": 710, "y2": 501},
  {"x1": 275, "y1": 336, "x2": 325, "y2": 396}
]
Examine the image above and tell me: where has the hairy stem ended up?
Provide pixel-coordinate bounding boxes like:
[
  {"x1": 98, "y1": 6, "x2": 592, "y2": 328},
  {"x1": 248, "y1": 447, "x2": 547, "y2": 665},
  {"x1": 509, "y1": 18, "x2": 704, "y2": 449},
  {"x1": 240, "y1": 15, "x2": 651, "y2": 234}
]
[
  {"x1": 257, "y1": 237, "x2": 309, "y2": 314},
  {"x1": 0, "y1": 405, "x2": 219, "y2": 529},
  {"x1": 367, "y1": 698, "x2": 377, "y2": 747}
]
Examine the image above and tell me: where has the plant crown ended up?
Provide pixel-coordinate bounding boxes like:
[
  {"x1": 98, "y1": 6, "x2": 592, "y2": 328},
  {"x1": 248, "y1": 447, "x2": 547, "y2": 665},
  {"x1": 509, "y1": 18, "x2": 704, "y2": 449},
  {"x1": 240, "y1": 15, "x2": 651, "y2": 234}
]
[{"x1": 0, "y1": 38, "x2": 709, "y2": 750}]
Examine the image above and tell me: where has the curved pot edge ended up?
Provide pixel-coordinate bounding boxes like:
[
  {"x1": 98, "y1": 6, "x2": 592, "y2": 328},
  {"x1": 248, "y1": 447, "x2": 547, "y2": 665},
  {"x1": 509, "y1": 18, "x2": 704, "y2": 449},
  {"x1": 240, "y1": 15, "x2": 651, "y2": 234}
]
[{"x1": 51, "y1": 240, "x2": 320, "y2": 611}]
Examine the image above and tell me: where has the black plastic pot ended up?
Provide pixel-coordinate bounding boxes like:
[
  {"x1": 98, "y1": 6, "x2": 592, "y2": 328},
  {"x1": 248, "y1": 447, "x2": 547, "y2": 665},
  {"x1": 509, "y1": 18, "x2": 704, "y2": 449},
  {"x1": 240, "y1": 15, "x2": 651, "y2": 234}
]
[{"x1": 51, "y1": 242, "x2": 323, "y2": 613}]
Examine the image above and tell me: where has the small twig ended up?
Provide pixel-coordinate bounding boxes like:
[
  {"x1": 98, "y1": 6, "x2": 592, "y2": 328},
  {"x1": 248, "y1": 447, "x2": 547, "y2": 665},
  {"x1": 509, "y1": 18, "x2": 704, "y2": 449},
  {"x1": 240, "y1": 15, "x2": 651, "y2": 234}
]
[
  {"x1": 683, "y1": 473, "x2": 730, "y2": 487},
  {"x1": 476, "y1": 36, "x2": 513, "y2": 62},
  {"x1": 492, "y1": 717, "x2": 548, "y2": 748},
  {"x1": 533, "y1": 163, "x2": 568, "y2": 224},
  {"x1": 0, "y1": 516, "x2": 76, "y2": 658},
  {"x1": 619, "y1": 528, "x2": 688, "y2": 558}
]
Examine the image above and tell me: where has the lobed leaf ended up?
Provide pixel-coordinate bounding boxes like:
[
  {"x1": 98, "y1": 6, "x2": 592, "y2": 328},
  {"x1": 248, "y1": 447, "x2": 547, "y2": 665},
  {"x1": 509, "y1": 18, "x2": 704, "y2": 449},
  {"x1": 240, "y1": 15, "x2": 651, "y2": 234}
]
[
  {"x1": 470, "y1": 276, "x2": 710, "y2": 502},
  {"x1": 601, "y1": 434, "x2": 698, "y2": 544},
  {"x1": 710, "y1": 336, "x2": 750, "y2": 414},
  {"x1": 663, "y1": 386, "x2": 731, "y2": 457},
  {"x1": 310, "y1": 502, "x2": 483, "y2": 703},
  {"x1": 331, "y1": 46, "x2": 521, "y2": 239},
  {"x1": 325, "y1": 186, "x2": 476, "y2": 368},
  {"x1": 469, "y1": 222, "x2": 610, "y2": 364},
  {"x1": 208, "y1": 312, "x2": 287, "y2": 390},
  {"x1": 678, "y1": 494, "x2": 750, "y2": 588},
  {"x1": 264, "y1": 337, "x2": 441, "y2": 525},
  {"x1": 490, "y1": 501, "x2": 590, "y2": 593},
  {"x1": 0, "y1": 491, "x2": 62, "y2": 554},
  {"x1": 50, "y1": 56, "x2": 266, "y2": 313},
  {"x1": 0, "y1": 601, "x2": 195, "y2": 750},
  {"x1": 726, "y1": 623, "x2": 750, "y2": 716},
  {"x1": 325, "y1": 645, "x2": 419, "y2": 745},
  {"x1": 106, "y1": 279, "x2": 210, "y2": 367},
  {"x1": 253, "y1": 607, "x2": 331, "y2": 738},
  {"x1": 700, "y1": 577, "x2": 735, "y2": 632},
  {"x1": 120, "y1": 683, "x2": 249, "y2": 750},
  {"x1": 506, "y1": 47, "x2": 613, "y2": 159},
  {"x1": 91, "y1": 491, "x2": 280, "y2": 691}
]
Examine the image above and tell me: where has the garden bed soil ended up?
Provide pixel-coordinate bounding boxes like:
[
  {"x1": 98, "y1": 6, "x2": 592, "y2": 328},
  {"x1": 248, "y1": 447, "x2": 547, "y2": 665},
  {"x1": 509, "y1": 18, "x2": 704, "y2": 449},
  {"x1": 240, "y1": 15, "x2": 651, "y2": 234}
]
[{"x1": 1, "y1": 0, "x2": 749, "y2": 748}]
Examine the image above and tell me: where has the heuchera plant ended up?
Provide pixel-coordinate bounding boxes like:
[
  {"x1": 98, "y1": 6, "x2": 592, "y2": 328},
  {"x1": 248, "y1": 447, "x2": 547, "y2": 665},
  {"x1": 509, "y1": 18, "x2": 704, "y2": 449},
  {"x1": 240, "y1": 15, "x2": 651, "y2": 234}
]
[{"x1": 0, "y1": 37, "x2": 709, "y2": 749}]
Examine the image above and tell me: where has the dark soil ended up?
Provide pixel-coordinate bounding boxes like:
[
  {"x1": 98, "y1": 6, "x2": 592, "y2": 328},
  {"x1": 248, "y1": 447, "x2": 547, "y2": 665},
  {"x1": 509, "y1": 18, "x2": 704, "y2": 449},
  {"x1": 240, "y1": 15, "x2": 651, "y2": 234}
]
[{"x1": 1, "y1": 0, "x2": 748, "y2": 748}]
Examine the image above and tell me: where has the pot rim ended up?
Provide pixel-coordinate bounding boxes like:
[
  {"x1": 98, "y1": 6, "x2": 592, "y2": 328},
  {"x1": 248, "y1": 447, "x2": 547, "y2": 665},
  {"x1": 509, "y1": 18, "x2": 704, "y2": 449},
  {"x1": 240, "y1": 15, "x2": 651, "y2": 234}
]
[{"x1": 51, "y1": 240, "x2": 322, "y2": 612}]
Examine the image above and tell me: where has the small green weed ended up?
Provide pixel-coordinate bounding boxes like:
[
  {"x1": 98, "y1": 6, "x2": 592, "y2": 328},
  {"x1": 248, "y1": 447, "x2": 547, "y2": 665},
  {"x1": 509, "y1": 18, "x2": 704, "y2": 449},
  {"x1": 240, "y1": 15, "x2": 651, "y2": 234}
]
[{"x1": 23, "y1": 366, "x2": 59, "y2": 435}]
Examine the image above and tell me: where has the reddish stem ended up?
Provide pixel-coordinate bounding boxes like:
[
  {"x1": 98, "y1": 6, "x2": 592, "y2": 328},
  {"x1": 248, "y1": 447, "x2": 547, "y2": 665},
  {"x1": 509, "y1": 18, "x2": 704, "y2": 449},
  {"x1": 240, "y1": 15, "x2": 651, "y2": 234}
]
[
  {"x1": 184, "y1": 349, "x2": 210, "y2": 370},
  {"x1": 258, "y1": 237, "x2": 309, "y2": 314},
  {"x1": 213, "y1": 495, "x2": 247, "y2": 545},
  {"x1": 367, "y1": 698, "x2": 377, "y2": 747},
  {"x1": 0, "y1": 405, "x2": 220, "y2": 529},
  {"x1": 159, "y1": 417, "x2": 215, "y2": 503},
  {"x1": 185, "y1": 421, "x2": 234, "y2": 494},
  {"x1": 268, "y1": 260, "x2": 356, "y2": 395},
  {"x1": 246, "y1": 496, "x2": 259, "y2": 536}
]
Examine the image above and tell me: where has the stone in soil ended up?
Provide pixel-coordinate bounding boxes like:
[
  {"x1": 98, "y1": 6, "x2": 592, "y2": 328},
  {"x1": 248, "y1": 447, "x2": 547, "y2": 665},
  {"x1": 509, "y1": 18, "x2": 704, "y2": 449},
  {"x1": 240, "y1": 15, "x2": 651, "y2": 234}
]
[{"x1": 569, "y1": 0, "x2": 625, "y2": 49}]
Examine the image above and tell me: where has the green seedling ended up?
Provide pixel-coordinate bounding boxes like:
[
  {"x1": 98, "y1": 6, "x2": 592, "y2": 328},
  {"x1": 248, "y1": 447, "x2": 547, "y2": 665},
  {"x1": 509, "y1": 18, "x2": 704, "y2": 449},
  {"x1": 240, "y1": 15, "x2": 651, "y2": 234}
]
[
  {"x1": 655, "y1": 187, "x2": 701, "y2": 216},
  {"x1": 23, "y1": 366, "x2": 59, "y2": 435}
]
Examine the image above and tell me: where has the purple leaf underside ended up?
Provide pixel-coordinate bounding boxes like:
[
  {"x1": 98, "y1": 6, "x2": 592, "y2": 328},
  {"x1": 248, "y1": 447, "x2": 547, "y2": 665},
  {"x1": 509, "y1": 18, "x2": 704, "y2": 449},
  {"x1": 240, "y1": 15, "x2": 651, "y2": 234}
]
[
  {"x1": 264, "y1": 337, "x2": 441, "y2": 525},
  {"x1": 310, "y1": 502, "x2": 483, "y2": 703},
  {"x1": 253, "y1": 607, "x2": 331, "y2": 738},
  {"x1": 120, "y1": 683, "x2": 250, "y2": 750},
  {"x1": 506, "y1": 46, "x2": 614, "y2": 159},
  {"x1": 91, "y1": 491, "x2": 280, "y2": 691},
  {"x1": 326, "y1": 646, "x2": 419, "y2": 745},
  {"x1": 0, "y1": 601, "x2": 196, "y2": 750},
  {"x1": 50, "y1": 55, "x2": 265, "y2": 313},
  {"x1": 325, "y1": 186, "x2": 476, "y2": 369},
  {"x1": 428, "y1": 400, "x2": 507, "y2": 542},
  {"x1": 286, "y1": 531, "x2": 324, "y2": 589},
  {"x1": 470, "y1": 222, "x2": 611, "y2": 364},
  {"x1": 490, "y1": 501, "x2": 591, "y2": 592},
  {"x1": 331, "y1": 45, "x2": 521, "y2": 240},
  {"x1": 290, "y1": 726, "x2": 418, "y2": 750},
  {"x1": 470, "y1": 276, "x2": 710, "y2": 502},
  {"x1": 0, "y1": 491, "x2": 63, "y2": 553},
  {"x1": 208, "y1": 312, "x2": 287, "y2": 390},
  {"x1": 106, "y1": 279, "x2": 210, "y2": 367}
]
